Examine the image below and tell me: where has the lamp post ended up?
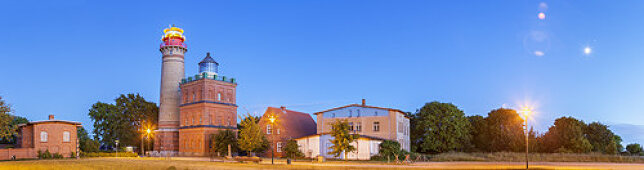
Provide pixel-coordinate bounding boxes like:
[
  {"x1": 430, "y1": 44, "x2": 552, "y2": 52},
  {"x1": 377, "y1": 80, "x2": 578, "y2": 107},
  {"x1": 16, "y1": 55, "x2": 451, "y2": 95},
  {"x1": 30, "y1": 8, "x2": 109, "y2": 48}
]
[
  {"x1": 146, "y1": 129, "x2": 151, "y2": 156},
  {"x1": 519, "y1": 107, "x2": 532, "y2": 170},
  {"x1": 115, "y1": 140, "x2": 120, "y2": 158},
  {"x1": 269, "y1": 115, "x2": 276, "y2": 165}
]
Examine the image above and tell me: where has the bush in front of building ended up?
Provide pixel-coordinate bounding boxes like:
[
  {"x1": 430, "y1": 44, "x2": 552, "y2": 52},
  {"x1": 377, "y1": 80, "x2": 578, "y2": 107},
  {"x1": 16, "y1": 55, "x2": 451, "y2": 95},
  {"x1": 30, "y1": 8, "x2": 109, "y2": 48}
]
[
  {"x1": 37, "y1": 150, "x2": 52, "y2": 159},
  {"x1": 80, "y1": 151, "x2": 138, "y2": 157},
  {"x1": 36, "y1": 149, "x2": 68, "y2": 159}
]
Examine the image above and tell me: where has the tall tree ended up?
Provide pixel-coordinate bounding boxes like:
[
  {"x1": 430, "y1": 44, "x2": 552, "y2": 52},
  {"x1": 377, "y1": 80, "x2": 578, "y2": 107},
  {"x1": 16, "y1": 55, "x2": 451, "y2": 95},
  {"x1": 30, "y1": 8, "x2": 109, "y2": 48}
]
[
  {"x1": 584, "y1": 122, "x2": 619, "y2": 154},
  {"x1": 283, "y1": 139, "x2": 304, "y2": 159},
  {"x1": 411, "y1": 102, "x2": 471, "y2": 153},
  {"x1": 237, "y1": 114, "x2": 266, "y2": 155},
  {"x1": 78, "y1": 126, "x2": 99, "y2": 152},
  {"x1": 468, "y1": 115, "x2": 488, "y2": 152},
  {"x1": 626, "y1": 143, "x2": 642, "y2": 155},
  {"x1": 88, "y1": 94, "x2": 158, "y2": 149},
  {"x1": 0, "y1": 96, "x2": 28, "y2": 144},
  {"x1": 540, "y1": 117, "x2": 592, "y2": 153},
  {"x1": 210, "y1": 129, "x2": 238, "y2": 156},
  {"x1": 483, "y1": 108, "x2": 525, "y2": 152},
  {"x1": 328, "y1": 119, "x2": 359, "y2": 160}
]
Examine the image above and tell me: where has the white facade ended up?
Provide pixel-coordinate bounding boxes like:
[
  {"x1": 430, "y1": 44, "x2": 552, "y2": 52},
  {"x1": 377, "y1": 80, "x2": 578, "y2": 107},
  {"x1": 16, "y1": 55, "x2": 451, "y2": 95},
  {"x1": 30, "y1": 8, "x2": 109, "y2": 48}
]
[{"x1": 296, "y1": 134, "x2": 382, "y2": 160}]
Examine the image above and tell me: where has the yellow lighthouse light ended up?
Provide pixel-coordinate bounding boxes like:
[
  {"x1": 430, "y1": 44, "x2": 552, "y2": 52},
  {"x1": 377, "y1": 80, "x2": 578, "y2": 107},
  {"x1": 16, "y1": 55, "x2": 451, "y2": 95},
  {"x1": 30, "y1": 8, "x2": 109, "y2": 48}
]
[{"x1": 162, "y1": 25, "x2": 186, "y2": 41}]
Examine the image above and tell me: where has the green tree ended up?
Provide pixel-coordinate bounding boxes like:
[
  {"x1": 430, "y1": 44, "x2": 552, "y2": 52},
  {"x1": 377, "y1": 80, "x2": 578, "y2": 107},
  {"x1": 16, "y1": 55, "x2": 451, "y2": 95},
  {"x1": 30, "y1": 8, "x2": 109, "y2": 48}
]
[
  {"x1": 614, "y1": 135, "x2": 624, "y2": 153},
  {"x1": 584, "y1": 122, "x2": 619, "y2": 154},
  {"x1": 77, "y1": 127, "x2": 99, "y2": 152},
  {"x1": 483, "y1": 108, "x2": 525, "y2": 152},
  {"x1": 626, "y1": 143, "x2": 642, "y2": 155},
  {"x1": 378, "y1": 140, "x2": 402, "y2": 159},
  {"x1": 237, "y1": 114, "x2": 266, "y2": 155},
  {"x1": 541, "y1": 117, "x2": 592, "y2": 153},
  {"x1": 328, "y1": 119, "x2": 359, "y2": 160},
  {"x1": 468, "y1": 115, "x2": 488, "y2": 152},
  {"x1": 88, "y1": 94, "x2": 158, "y2": 149},
  {"x1": 210, "y1": 130, "x2": 238, "y2": 156},
  {"x1": 411, "y1": 102, "x2": 471, "y2": 153},
  {"x1": 0, "y1": 97, "x2": 28, "y2": 144},
  {"x1": 283, "y1": 139, "x2": 303, "y2": 159}
]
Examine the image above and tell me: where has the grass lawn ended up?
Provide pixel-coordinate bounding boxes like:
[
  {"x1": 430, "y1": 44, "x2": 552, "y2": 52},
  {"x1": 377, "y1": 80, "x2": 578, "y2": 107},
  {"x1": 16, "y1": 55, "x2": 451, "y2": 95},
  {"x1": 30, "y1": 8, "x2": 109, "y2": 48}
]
[{"x1": 2, "y1": 157, "x2": 644, "y2": 170}]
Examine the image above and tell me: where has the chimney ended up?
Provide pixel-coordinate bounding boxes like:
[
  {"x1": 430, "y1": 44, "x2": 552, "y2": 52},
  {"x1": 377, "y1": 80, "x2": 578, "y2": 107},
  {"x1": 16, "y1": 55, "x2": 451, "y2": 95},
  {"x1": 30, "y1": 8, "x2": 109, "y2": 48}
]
[
  {"x1": 361, "y1": 99, "x2": 366, "y2": 106},
  {"x1": 48, "y1": 115, "x2": 54, "y2": 120},
  {"x1": 280, "y1": 106, "x2": 286, "y2": 110}
]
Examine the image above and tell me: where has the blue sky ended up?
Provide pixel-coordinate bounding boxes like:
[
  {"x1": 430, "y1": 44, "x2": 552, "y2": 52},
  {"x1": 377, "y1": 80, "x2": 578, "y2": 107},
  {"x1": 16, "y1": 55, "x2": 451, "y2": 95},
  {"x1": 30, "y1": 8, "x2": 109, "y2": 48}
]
[{"x1": 1, "y1": 0, "x2": 643, "y2": 145}]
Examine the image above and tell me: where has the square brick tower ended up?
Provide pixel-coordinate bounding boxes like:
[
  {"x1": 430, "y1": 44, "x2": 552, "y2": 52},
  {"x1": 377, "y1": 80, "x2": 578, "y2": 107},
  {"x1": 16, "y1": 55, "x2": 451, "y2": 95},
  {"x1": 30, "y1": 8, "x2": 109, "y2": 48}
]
[{"x1": 178, "y1": 52, "x2": 237, "y2": 156}]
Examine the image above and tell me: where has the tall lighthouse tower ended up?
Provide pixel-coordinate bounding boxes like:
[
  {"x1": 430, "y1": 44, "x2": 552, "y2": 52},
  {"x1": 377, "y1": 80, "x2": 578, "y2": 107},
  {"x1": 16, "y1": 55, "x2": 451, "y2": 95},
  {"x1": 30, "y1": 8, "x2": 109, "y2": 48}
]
[{"x1": 155, "y1": 25, "x2": 187, "y2": 154}]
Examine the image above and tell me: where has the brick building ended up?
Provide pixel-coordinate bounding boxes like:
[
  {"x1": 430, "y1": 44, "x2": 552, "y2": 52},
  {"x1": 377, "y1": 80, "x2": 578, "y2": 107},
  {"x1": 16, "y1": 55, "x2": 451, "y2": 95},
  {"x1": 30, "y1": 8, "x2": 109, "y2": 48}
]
[
  {"x1": 0, "y1": 115, "x2": 81, "y2": 160},
  {"x1": 258, "y1": 106, "x2": 316, "y2": 158},
  {"x1": 154, "y1": 25, "x2": 238, "y2": 157},
  {"x1": 177, "y1": 52, "x2": 238, "y2": 156}
]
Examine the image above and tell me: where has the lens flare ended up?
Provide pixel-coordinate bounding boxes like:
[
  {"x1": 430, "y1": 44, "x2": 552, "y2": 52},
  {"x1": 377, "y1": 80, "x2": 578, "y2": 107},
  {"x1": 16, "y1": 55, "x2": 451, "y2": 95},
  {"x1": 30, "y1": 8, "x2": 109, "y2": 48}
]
[
  {"x1": 538, "y1": 12, "x2": 546, "y2": 20},
  {"x1": 584, "y1": 46, "x2": 592, "y2": 55}
]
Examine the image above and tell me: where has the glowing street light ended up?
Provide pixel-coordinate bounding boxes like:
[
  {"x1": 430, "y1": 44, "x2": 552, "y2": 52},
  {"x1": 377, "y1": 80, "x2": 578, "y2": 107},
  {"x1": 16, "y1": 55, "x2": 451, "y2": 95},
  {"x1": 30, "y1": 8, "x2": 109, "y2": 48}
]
[
  {"x1": 519, "y1": 106, "x2": 532, "y2": 170},
  {"x1": 269, "y1": 115, "x2": 276, "y2": 165},
  {"x1": 538, "y1": 12, "x2": 546, "y2": 20}
]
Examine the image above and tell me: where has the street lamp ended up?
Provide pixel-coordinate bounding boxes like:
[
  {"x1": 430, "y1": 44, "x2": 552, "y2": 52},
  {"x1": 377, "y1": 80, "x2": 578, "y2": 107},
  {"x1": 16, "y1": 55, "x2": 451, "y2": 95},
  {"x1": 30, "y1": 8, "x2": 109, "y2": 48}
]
[
  {"x1": 115, "y1": 140, "x2": 120, "y2": 158},
  {"x1": 519, "y1": 107, "x2": 532, "y2": 170},
  {"x1": 269, "y1": 115, "x2": 276, "y2": 165}
]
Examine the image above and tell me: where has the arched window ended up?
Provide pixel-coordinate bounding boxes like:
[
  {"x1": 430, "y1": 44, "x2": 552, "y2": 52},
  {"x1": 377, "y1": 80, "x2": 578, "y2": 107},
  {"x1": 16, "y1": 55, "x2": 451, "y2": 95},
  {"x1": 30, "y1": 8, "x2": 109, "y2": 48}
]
[
  {"x1": 40, "y1": 131, "x2": 48, "y2": 142},
  {"x1": 63, "y1": 131, "x2": 70, "y2": 142}
]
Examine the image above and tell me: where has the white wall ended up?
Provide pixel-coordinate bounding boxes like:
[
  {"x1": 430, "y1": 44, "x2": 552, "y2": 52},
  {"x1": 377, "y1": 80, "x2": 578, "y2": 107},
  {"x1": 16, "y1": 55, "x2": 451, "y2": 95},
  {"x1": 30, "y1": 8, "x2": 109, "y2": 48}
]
[{"x1": 296, "y1": 134, "x2": 382, "y2": 160}]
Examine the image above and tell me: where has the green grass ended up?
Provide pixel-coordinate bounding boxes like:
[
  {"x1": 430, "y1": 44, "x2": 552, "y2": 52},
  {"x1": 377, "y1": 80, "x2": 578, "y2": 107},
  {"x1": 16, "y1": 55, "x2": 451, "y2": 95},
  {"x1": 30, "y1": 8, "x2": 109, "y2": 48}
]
[{"x1": 427, "y1": 152, "x2": 644, "y2": 163}]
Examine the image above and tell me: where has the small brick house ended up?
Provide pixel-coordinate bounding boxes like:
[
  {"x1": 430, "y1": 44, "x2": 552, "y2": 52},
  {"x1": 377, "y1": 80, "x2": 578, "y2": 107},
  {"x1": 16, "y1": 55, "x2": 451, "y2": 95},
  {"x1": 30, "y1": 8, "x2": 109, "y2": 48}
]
[
  {"x1": 258, "y1": 106, "x2": 316, "y2": 158},
  {"x1": 0, "y1": 115, "x2": 81, "y2": 160}
]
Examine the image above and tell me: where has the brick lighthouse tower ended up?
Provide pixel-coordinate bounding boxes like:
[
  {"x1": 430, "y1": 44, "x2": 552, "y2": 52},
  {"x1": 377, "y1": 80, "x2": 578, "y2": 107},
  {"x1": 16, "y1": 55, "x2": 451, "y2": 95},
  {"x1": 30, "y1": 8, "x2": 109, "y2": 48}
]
[{"x1": 155, "y1": 25, "x2": 187, "y2": 154}]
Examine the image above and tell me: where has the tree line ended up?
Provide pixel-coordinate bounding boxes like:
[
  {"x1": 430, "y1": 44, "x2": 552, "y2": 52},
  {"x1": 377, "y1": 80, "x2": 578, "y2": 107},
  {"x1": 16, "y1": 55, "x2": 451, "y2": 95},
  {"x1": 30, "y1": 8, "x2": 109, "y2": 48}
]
[{"x1": 410, "y1": 101, "x2": 642, "y2": 155}]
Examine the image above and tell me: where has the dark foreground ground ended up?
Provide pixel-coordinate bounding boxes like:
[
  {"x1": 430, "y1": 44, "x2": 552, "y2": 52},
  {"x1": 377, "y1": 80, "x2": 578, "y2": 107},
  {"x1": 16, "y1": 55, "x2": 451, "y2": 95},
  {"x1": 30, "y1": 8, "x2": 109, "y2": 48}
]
[{"x1": 1, "y1": 157, "x2": 644, "y2": 170}]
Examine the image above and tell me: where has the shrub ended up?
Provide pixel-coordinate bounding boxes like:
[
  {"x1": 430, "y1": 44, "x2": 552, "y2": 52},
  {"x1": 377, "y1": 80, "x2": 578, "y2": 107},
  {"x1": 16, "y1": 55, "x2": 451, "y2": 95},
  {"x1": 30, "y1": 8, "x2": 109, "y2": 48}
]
[
  {"x1": 80, "y1": 151, "x2": 138, "y2": 158},
  {"x1": 70, "y1": 152, "x2": 76, "y2": 158},
  {"x1": 52, "y1": 153, "x2": 63, "y2": 159},
  {"x1": 41, "y1": 149, "x2": 51, "y2": 159}
]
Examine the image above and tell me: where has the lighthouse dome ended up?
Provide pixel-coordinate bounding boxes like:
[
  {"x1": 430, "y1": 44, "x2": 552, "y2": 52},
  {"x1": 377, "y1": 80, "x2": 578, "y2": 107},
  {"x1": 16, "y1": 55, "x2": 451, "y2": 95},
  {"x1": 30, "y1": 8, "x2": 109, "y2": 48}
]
[{"x1": 199, "y1": 52, "x2": 219, "y2": 75}]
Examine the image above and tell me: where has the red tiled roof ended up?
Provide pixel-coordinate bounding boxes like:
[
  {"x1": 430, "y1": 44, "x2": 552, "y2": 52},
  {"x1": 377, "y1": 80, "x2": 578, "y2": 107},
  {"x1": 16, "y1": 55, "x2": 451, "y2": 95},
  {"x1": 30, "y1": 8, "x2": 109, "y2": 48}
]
[{"x1": 260, "y1": 107, "x2": 317, "y2": 139}]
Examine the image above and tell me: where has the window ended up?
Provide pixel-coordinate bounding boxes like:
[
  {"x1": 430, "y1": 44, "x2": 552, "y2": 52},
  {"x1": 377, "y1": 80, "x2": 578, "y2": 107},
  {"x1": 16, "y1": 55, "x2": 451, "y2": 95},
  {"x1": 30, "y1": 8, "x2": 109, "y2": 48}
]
[
  {"x1": 267, "y1": 124, "x2": 272, "y2": 134},
  {"x1": 277, "y1": 128, "x2": 280, "y2": 134},
  {"x1": 357, "y1": 109, "x2": 361, "y2": 117},
  {"x1": 199, "y1": 116, "x2": 203, "y2": 124},
  {"x1": 349, "y1": 110, "x2": 352, "y2": 117},
  {"x1": 373, "y1": 122, "x2": 380, "y2": 132},
  {"x1": 349, "y1": 122, "x2": 354, "y2": 131},
  {"x1": 63, "y1": 131, "x2": 70, "y2": 142},
  {"x1": 356, "y1": 122, "x2": 362, "y2": 132},
  {"x1": 398, "y1": 122, "x2": 403, "y2": 133},
  {"x1": 217, "y1": 93, "x2": 222, "y2": 101},
  {"x1": 192, "y1": 116, "x2": 195, "y2": 125},
  {"x1": 40, "y1": 131, "x2": 48, "y2": 142},
  {"x1": 276, "y1": 142, "x2": 283, "y2": 152},
  {"x1": 192, "y1": 92, "x2": 196, "y2": 102}
]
